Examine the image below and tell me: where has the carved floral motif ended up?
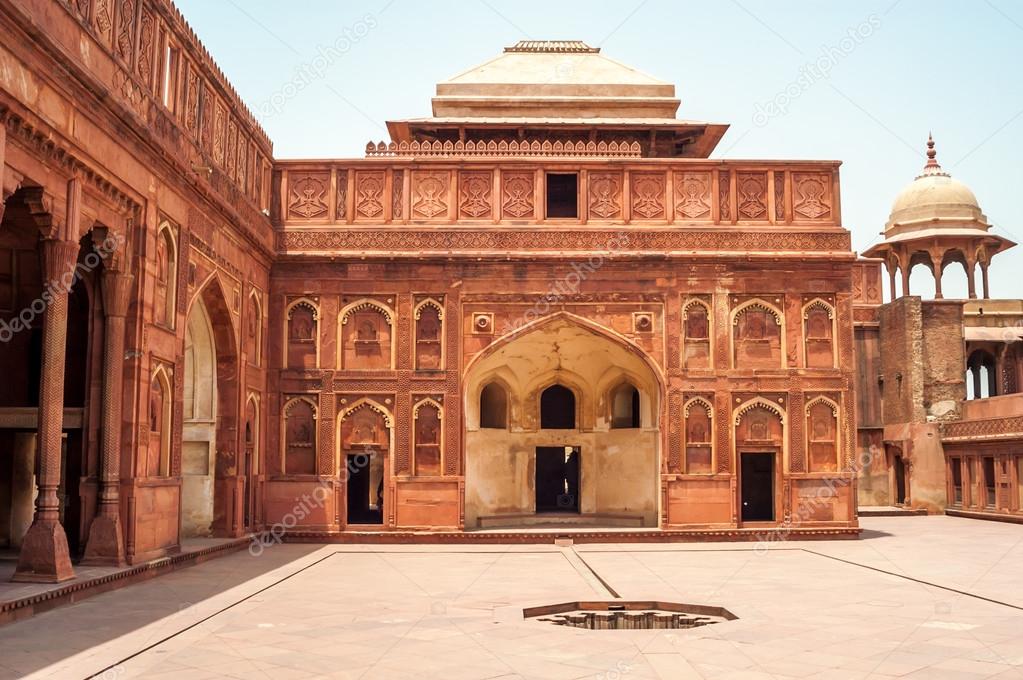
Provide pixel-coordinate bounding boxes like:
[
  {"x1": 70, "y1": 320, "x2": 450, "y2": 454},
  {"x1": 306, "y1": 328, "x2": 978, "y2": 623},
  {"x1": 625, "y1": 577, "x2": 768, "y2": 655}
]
[
  {"x1": 288, "y1": 173, "x2": 329, "y2": 220},
  {"x1": 355, "y1": 171, "x2": 385, "y2": 219},
  {"x1": 737, "y1": 172, "x2": 768, "y2": 220},
  {"x1": 412, "y1": 171, "x2": 450, "y2": 219},
  {"x1": 631, "y1": 173, "x2": 665, "y2": 219},
  {"x1": 459, "y1": 171, "x2": 492, "y2": 219},
  {"x1": 792, "y1": 173, "x2": 832, "y2": 220},
  {"x1": 392, "y1": 170, "x2": 403, "y2": 219},
  {"x1": 718, "y1": 170, "x2": 731, "y2": 221},
  {"x1": 336, "y1": 170, "x2": 348, "y2": 220},
  {"x1": 675, "y1": 172, "x2": 712, "y2": 219},
  {"x1": 502, "y1": 172, "x2": 534, "y2": 218},
  {"x1": 588, "y1": 172, "x2": 622, "y2": 219}
]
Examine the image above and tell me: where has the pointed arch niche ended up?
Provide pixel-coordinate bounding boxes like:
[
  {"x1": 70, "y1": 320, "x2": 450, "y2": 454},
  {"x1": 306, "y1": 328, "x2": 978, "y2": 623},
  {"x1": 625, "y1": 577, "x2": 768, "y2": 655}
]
[
  {"x1": 412, "y1": 397, "x2": 443, "y2": 476},
  {"x1": 803, "y1": 298, "x2": 837, "y2": 368},
  {"x1": 338, "y1": 398, "x2": 393, "y2": 525},
  {"x1": 805, "y1": 396, "x2": 840, "y2": 473},
  {"x1": 731, "y1": 299, "x2": 785, "y2": 369},
  {"x1": 284, "y1": 298, "x2": 319, "y2": 369},
  {"x1": 146, "y1": 364, "x2": 173, "y2": 478},
  {"x1": 683, "y1": 397, "x2": 714, "y2": 474},
  {"x1": 282, "y1": 397, "x2": 317, "y2": 475},
  {"x1": 414, "y1": 298, "x2": 444, "y2": 370},
  {"x1": 154, "y1": 221, "x2": 178, "y2": 328},
  {"x1": 245, "y1": 290, "x2": 262, "y2": 366},
  {"x1": 339, "y1": 299, "x2": 395, "y2": 370},
  {"x1": 682, "y1": 298, "x2": 712, "y2": 369}
]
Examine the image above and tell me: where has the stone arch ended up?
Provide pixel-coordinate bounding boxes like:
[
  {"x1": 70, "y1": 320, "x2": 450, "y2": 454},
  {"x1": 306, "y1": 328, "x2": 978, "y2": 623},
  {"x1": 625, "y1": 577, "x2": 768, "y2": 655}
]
[
  {"x1": 462, "y1": 312, "x2": 664, "y2": 528},
  {"x1": 906, "y1": 250, "x2": 936, "y2": 298},
  {"x1": 966, "y1": 349, "x2": 998, "y2": 399},
  {"x1": 413, "y1": 298, "x2": 444, "y2": 370},
  {"x1": 606, "y1": 379, "x2": 641, "y2": 430},
  {"x1": 681, "y1": 298, "x2": 713, "y2": 369},
  {"x1": 338, "y1": 298, "x2": 395, "y2": 370},
  {"x1": 477, "y1": 379, "x2": 510, "y2": 430},
  {"x1": 805, "y1": 396, "x2": 840, "y2": 473},
  {"x1": 337, "y1": 398, "x2": 394, "y2": 525},
  {"x1": 802, "y1": 298, "x2": 837, "y2": 368},
  {"x1": 683, "y1": 397, "x2": 715, "y2": 474},
  {"x1": 243, "y1": 392, "x2": 260, "y2": 529},
  {"x1": 148, "y1": 364, "x2": 173, "y2": 478},
  {"x1": 731, "y1": 298, "x2": 785, "y2": 369},
  {"x1": 412, "y1": 397, "x2": 443, "y2": 476},
  {"x1": 244, "y1": 289, "x2": 262, "y2": 366},
  {"x1": 282, "y1": 396, "x2": 317, "y2": 475},
  {"x1": 939, "y1": 249, "x2": 972, "y2": 299},
  {"x1": 732, "y1": 397, "x2": 787, "y2": 472},
  {"x1": 154, "y1": 221, "x2": 177, "y2": 328},
  {"x1": 183, "y1": 276, "x2": 240, "y2": 537},
  {"x1": 284, "y1": 297, "x2": 319, "y2": 369}
]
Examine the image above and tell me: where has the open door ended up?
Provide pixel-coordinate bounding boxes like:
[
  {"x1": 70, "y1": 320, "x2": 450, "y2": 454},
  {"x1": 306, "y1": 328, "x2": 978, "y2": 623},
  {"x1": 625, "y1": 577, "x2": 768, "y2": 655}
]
[
  {"x1": 535, "y1": 446, "x2": 580, "y2": 513},
  {"x1": 740, "y1": 452, "x2": 775, "y2": 522}
]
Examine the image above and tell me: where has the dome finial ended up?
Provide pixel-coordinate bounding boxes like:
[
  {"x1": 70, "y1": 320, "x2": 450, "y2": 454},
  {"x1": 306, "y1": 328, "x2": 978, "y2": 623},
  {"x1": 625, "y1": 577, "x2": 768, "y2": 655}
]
[{"x1": 919, "y1": 132, "x2": 948, "y2": 178}]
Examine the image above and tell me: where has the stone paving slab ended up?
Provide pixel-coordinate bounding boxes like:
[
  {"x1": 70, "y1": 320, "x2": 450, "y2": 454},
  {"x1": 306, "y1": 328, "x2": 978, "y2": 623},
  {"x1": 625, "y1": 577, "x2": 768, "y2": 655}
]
[{"x1": 0, "y1": 516, "x2": 1021, "y2": 679}]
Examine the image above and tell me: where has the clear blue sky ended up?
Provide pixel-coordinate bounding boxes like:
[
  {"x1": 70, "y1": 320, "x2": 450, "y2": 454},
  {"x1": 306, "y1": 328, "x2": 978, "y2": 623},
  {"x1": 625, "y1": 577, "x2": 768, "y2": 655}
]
[{"x1": 177, "y1": 0, "x2": 1023, "y2": 300}]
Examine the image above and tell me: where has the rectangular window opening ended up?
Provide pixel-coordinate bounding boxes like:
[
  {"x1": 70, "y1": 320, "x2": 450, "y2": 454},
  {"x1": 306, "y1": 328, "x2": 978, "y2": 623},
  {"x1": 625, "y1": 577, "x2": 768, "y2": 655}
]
[{"x1": 546, "y1": 173, "x2": 578, "y2": 219}]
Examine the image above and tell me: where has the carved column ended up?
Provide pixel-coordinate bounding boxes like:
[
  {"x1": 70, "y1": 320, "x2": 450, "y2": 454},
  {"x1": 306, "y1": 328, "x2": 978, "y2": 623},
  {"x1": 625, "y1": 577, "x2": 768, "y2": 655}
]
[
  {"x1": 980, "y1": 261, "x2": 991, "y2": 299},
  {"x1": 82, "y1": 268, "x2": 133, "y2": 566},
  {"x1": 929, "y1": 249, "x2": 944, "y2": 300},
  {"x1": 0, "y1": 120, "x2": 6, "y2": 224},
  {"x1": 13, "y1": 181, "x2": 81, "y2": 582},
  {"x1": 965, "y1": 253, "x2": 978, "y2": 299}
]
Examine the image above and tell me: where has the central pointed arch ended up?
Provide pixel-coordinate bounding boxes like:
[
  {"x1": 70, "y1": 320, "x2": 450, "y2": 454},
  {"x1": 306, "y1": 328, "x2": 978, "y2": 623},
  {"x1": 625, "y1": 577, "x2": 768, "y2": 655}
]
[{"x1": 463, "y1": 312, "x2": 666, "y2": 529}]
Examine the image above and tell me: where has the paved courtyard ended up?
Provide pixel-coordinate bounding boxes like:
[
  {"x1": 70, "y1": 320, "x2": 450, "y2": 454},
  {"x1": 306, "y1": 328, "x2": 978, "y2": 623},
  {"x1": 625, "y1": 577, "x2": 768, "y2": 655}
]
[{"x1": 1, "y1": 516, "x2": 1022, "y2": 680}]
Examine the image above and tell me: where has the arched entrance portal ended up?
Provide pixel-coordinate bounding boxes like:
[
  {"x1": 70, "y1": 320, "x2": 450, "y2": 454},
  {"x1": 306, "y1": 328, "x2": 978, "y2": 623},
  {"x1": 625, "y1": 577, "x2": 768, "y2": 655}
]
[
  {"x1": 464, "y1": 314, "x2": 663, "y2": 529},
  {"x1": 181, "y1": 280, "x2": 240, "y2": 537}
]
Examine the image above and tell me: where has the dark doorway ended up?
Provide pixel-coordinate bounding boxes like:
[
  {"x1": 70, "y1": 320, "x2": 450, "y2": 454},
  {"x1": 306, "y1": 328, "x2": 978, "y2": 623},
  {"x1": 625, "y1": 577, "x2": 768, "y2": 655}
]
[
  {"x1": 540, "y1": 385, "x2": 575, "y2": 429},
  {"x1": 740, "y1": 452, "x2": 774, "y2": 522},
  {"x1": 893, "y1": 454, "x2": 907, "y2": 505},
  {"x1": 346, "y1": 453, "x2": 384, "y2": 524},
  {"x1": 535, "y1": 446, "x2": 580, "y2": 513},
  {"x1": 546, "y1": 173, "x2": 578, "y2": 218}
]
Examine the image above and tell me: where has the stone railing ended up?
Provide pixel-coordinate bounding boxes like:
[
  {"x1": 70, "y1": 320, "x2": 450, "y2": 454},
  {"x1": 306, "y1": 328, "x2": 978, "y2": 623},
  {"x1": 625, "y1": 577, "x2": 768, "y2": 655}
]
[{"x1": 365, "y1": 139, "x2": 644, "y2": 158}]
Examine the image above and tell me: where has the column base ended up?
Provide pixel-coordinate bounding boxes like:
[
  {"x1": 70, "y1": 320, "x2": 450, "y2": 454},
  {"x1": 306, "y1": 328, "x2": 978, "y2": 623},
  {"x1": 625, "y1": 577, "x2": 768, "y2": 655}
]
[
  {"x1": 11, "y1": 520, "x2": 75, "y2": 583},
  {"x1": 80, "y1": 514, "x2": 127, "y2": 567}
]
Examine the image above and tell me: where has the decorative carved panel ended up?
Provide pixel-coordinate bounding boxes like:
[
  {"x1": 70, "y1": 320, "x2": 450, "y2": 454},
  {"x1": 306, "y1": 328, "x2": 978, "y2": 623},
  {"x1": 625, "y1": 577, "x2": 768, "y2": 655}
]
[
  {"x1": 631, "y1": 172, "x2": 665, "y2": 219},
  {"x1": 792, "y1": 172, "x2": 833, "y2": 221},
  {"x1": 736, "y1": 172, "x2": 768, "y2": 220},
  {"x1": 682, "y1": 299, "x2": 711, "y2": 369},
  {"x1": 355, "y1": 171, "x2": 386, "y2": 219},
  {"x1": 336, "y1": 170, "x2": 348, "y2": 220},
  {"x1": 212, "y1": 102, "x2": 226, "y2": 165},
  {"x1": 718, "y1": 170, "x2": 731, "y2": 222},
  {"x1": 114, "y1": 0, "x2": 136, "y2": 63},
  {"x1": 735, "y1": 402, "x2": 784, "y2": 447},
  {"x1": 588, "y1": 172, "x2": 623, "y2": 219},
  {"x1": 340, "y1": 402, "x2": 390, "y2": 451},
  {"x1": 391, "y1": 169, "x2": 403, "y2": 220},
  {"x1": 288, "y1": 173, "x2": 329, "y2": 220},
  {"x1": 459, "y1": 171, "x2": 492, "y2": 219},
  {"x1": 136, "y1": 7, "x2": 156, "y2": 87},
  {"x1": 502, "y1": 172, "x2": 535, "y2": 219},
  {"x1": 675, "y1": 171, "x2": 712, "y2": 220},
  {"x1": 411, "y1": 171, "x2": 451, "y2": 220},
  {"x1": 244, "y1": 293, "x2": 260, "y2": 365},
  {"x1": 774, "y1": 171, "x2": 786, "y2": 222}
]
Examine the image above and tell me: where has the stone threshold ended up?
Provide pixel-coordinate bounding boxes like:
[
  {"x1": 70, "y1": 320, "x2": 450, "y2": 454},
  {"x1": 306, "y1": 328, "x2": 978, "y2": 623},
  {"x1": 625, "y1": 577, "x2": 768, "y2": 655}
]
[
  {"x1": 282, "y1": 526, "x2": 861, "y2": 544},
  {"x1": 0, "y1": 536, "x2": 253, "y2": 627},
  {"x1": 858, "y1": 506, "x2": 929, "y2": 517},
  {"x1": 946, "y1": 508, "x2": 1023, "y2": 525}
]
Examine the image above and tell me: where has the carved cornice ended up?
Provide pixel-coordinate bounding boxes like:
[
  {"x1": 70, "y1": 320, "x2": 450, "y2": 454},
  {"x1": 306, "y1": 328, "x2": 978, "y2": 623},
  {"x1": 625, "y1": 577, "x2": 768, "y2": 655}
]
[
  {"x1": 365, "y1": 139, "x2": 644, "y2": 158},
  {"x1": 277, "y1": 229, "x2": 852, "y2": 255},
  {"x1": 941, "y1": 415, "x2": 1023, "y2": 443}
]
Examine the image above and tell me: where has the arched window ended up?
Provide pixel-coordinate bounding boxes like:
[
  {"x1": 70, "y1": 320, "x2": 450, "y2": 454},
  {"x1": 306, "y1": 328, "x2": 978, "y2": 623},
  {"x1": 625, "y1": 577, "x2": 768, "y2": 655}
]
[
  {"x1": 966, "y1": 349, "x2": 998, "y2": 399},
  {"x1": 610, "y1": 383, "x2": 640, "y2": 429},
  {"x1": 415, "y1": 299, "x2": 444, "y2": 370},
  {"x1": 148, "y1": 366, "x2": 173, "y2": 477},
  {"x1": 540, "y1": 384, "x2": 575, "y2": 429},
  {"x1": 479, "y1": 382, "x2": 508, "y2": 429},
  {"x1": 245, "y1": 291, "x2": 262, "y2": 366},
  {"x1": 803, "y1": 299, "x2": 835, "y2": 368},
  {"x1": 806, "y1": 397, "x2": 839, "y2": 473},
  {"x1": 283, "y1": 397, "x2": 317, "y2": 475},
  {"x1": 285, "y1": 299, "x2": 319, "y2": 370},
  {"x1": 684, "y1": 398, "x2": 713, "y2": 474},
  {"x1": 339, "y1": 299, "x2": 394, "y2": 370},
  {"x1": 413, "y1": 398, "x2": 442, "y2": 476},
  {"x1": 154, "y1": 224, "x2": 177, "y2": 328},
  {"x1": 732, "y1": 300, "x2": 784, "y2": 369},
  {"x1": 682, "y1": 299, "x2": 712, "y2": 369}
]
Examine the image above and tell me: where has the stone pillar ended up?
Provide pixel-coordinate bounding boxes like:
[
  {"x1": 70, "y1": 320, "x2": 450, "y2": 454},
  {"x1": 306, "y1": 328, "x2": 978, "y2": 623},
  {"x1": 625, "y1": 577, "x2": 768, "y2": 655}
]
[
  {"x1": 13, "y1": 182, "x2": 81, "y2": 582},
  {"x1": 930, "y1": 250, "x2": 944, "y2": 300},
  {"x1": 966, "y1": 258, "x2": 978, "y2": 299},
  {"x1": 900, "y1": 265, "x2": 911, "y2": 298},
  {"x1": 887, "y1": 261, "x2": 898, "y2": 302},
  {"x1": 981, "y1": 262, "x2": 991, "y2": 299},
  {"x1": 82, "y1": 268, "x2": 132, "y2": 566},
  {"x1": 0, "y1": 121, "x2": 7, "y2": 224}
]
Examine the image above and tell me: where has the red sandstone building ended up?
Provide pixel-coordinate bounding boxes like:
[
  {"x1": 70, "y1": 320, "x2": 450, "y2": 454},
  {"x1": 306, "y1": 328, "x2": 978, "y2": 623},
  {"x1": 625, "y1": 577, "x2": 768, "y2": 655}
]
[{"x1": 0, "y1": 0, "x2": 1014, "y2": 589}]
